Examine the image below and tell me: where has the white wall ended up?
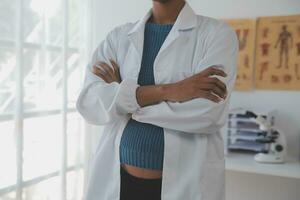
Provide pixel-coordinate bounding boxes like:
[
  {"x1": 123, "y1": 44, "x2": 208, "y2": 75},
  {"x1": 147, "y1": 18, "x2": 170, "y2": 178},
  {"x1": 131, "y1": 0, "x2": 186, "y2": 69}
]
[
  {"x1": 226, "y1": 171, "x2": 300, "y2": 200},
  {"x1": 188, "y1": 0, "x2": 300, "y2": 161},
  {"x1": 90, "y1": 0, "x2": 300, "y2": 199}
]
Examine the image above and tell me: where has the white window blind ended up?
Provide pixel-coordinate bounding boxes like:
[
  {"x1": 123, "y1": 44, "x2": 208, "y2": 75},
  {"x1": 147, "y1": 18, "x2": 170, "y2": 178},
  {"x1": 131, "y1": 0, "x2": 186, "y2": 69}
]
[{"x1": 0, "y1": 0, "x2": 89, "y2": 199}]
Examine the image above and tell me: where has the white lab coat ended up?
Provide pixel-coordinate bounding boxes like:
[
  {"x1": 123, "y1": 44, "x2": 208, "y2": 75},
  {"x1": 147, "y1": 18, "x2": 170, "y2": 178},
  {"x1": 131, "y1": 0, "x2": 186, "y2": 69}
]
[{"x1": 76, "y1": 2, "x2": 238, "y2": 200}]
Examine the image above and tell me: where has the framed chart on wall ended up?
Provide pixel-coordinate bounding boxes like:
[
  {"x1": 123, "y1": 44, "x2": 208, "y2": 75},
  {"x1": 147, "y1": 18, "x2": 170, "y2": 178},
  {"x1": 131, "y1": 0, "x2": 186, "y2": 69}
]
[
  {"x1": 224, "y1": 19, "x2": 256, "y2": 91},
  {"x1": 255, "y1": 15, "x2": 300, "y2": 90}
]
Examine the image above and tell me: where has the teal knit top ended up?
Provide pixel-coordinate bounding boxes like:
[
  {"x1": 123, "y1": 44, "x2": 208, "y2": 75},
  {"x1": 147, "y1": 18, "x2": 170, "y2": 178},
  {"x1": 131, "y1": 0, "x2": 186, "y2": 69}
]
[{"x1": 119, "y1": 21, "x2": 173, "y2": 170}]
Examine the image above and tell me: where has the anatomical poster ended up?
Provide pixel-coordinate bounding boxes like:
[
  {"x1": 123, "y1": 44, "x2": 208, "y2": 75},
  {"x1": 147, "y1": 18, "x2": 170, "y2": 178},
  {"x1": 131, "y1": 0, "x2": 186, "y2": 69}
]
[
  {"x1": 255, "y1": 15, "x2": 300, "y2": 90},
  {"x1": 225, "y1": 19, "x2": 256, "y2": 91}
]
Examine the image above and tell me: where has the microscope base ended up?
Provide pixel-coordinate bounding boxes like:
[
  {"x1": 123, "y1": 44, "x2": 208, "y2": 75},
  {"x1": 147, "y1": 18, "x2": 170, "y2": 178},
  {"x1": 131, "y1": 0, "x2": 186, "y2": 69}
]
[{"x1": 254, "y1": 153, "x2": 285, "y2": 164}]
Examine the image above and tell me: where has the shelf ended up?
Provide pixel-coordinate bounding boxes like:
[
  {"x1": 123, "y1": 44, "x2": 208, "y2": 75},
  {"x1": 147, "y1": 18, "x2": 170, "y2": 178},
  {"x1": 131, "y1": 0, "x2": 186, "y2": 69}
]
[{"x1": 225, "y1": 152, "x2": 300, "y2": 179}]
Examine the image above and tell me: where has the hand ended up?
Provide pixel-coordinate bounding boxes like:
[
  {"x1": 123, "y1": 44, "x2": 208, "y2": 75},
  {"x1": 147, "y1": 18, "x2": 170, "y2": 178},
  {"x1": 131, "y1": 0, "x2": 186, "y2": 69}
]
[
  {"x1": 92, "y1": 59, "x2": 121, "y2": 83},
  {"x1": 167, "y1": 66, "x2": 227, "y2": 103}
]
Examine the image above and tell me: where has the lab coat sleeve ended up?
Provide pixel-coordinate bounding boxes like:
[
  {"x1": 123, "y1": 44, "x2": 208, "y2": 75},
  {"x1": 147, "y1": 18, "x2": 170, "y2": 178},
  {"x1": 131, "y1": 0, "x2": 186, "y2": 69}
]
[
  {"x1": 131, "y1": 23, "x2": 239, "y2": 134},
  {"x1": 76, "y1": 27, "x2": 141, "y2": 125}
]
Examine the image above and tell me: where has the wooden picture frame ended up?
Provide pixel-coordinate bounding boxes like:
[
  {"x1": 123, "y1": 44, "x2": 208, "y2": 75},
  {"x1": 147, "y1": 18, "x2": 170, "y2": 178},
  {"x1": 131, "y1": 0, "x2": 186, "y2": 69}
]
[
  {"x1": 224, "y1": 19, "x2": 257, "y2": 91},
  {"x1": 255, "y1": 15, "x2": 300, "y2": 90}
]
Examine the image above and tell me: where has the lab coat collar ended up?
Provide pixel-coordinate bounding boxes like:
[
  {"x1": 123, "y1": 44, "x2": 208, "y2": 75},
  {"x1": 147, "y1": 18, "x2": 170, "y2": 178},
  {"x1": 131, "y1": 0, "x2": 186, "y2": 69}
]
[{"x1": 127, "y1": 1, "x2": 198, "y2": 36}]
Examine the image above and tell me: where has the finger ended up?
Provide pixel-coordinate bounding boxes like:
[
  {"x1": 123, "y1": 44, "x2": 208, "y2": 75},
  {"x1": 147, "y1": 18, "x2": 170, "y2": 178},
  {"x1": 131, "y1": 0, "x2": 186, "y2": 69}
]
[
  {"x1": 97, "y1": 72, "x2": 111, "y2": 83},
  {"x1": 110, "y1": 59, "x2": 121, "y2": 78},
  {"x1": 206, "y1": 77, "x2": 227, "y2": 92},
  {"x1": 199, "y1": 83, "x2": 226, "y2": 99},
  {"x1": 211, "y1": 68, "x2": 227, "y2": 77},
  {"x1": 93, "y1": 65, "x2": 108, "y2": 77},
  {"x1": 100, "y1": 62, "x2": 114, "y2": 76},
  {"x1": 201, "y1": 66, "x2": 227, "y2": 77},
  {"x1": 93, "y1": 65, "x2": 112, "y2": 83},
  {"x1": 92, "y1": 65, "x2": 102, "y2": 75},
  {"x1": 109, "y1": 59, "x2": 120, "y2": 74},
  {"x1": 110, "y1": 59, "x2": 122, "y2": 82},
  {"x1": 93, "y1": 66, "x2": 109, "y2": 82},
  {"x1": 199, "y1": 91, "x2": 222, "y2": 103},
  {"x1": 96, "y1": 63, "x2": 116, "y2": 82},
  {"x1": 98, "y1": 62, "x2": 114, "y2": 77}
]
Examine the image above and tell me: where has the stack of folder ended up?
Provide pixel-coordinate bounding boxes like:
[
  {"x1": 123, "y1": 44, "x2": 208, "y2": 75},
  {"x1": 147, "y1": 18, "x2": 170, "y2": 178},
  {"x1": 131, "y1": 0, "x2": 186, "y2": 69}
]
[{"x1": 225, "y1": 108, "x2": 276, "y2": 153}]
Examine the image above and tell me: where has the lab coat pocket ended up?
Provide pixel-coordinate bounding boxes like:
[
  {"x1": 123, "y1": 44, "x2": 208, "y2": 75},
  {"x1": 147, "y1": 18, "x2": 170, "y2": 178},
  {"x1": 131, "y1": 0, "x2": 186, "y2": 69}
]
[
  {"x1": 205, "y1": 133, "x2": 225, "y2": 162},
  {"x1": 200, "y1": 133, "x2": 225, "y2": 199},
  {"x1": 201, "y1": 160, "x2": 225, "y2": 200}
]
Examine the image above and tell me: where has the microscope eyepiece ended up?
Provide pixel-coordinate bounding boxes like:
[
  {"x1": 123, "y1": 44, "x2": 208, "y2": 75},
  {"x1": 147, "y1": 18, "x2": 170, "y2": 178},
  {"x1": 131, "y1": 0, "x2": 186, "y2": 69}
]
[{"x1": 245, "y1": 111, "x2": 258, "y2": 118}]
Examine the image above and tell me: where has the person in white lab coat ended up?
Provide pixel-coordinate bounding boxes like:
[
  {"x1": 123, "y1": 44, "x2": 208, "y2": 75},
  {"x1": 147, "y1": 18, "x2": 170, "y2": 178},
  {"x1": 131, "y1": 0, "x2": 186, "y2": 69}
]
[{"x1": 76, "y1": 0, "x2": 239, "y2": 199}]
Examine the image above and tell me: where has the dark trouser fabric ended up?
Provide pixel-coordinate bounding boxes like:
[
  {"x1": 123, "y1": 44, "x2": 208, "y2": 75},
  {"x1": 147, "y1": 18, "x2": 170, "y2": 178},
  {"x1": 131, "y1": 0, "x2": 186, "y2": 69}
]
[{"x1": 120, "y1": 166, "x2": 162, "y2": 200}]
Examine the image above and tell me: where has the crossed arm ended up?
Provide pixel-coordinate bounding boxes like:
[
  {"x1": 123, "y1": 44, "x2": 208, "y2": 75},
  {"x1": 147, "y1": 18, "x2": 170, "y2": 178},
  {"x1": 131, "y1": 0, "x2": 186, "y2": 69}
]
[
  {"x1": 92, "y1": 61, "x2": 227, "y2": 107},
  {"x1": 76, "y1": 23, "x2": 239, "y2": 134}
]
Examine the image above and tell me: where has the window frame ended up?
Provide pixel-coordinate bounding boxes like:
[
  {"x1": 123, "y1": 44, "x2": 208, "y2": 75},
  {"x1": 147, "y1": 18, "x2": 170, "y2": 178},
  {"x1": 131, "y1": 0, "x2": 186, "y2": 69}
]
[{"x1": 0, "y1": 0, "x2": 87, "y2": 199}]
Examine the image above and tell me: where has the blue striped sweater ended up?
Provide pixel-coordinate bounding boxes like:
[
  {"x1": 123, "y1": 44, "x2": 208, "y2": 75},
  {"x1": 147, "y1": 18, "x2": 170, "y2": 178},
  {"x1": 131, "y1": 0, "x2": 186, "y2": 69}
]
[{"x1": 119, "y1": 22, "x2": 173, "y2": 170}]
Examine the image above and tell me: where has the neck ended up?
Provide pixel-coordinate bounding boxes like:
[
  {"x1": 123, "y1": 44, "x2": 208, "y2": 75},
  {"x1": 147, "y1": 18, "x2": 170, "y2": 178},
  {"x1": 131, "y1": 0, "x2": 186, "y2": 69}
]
[{"x1": 149, "y1": 0, "x2": 185, "y2": 24}]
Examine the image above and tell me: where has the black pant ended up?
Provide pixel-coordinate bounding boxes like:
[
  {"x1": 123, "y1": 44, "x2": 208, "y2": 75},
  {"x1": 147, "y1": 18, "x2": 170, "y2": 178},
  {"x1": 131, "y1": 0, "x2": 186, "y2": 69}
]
[{"x1": 120, "y1": 166, "x2": 162, "y2": 200}]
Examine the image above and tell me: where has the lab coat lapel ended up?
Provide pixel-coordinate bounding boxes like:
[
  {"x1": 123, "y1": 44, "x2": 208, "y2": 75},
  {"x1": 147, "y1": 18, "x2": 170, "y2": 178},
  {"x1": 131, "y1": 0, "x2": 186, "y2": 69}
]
[
  {"x1": 156, "y1": 2, "x2": 198, "y2": 58},
  {"x1": 127, "y1": 9, "x2": 152, "y2": 59},
  {"x1": 126, "y1": 2, "x2": 198, "y2": 60}
]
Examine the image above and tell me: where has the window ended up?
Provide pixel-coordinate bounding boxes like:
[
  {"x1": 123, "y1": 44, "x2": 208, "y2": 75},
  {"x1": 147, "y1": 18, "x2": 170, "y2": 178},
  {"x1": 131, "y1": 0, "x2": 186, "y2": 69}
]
[{"x1": 0, "y1": 0, "x2": 87, "y2": 199}]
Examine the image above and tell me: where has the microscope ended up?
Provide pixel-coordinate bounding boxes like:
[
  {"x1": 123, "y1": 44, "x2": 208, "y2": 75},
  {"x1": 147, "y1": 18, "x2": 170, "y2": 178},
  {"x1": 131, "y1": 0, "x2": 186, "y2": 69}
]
[{"x1": 245, "y1": 111, "x2": 287, "y2": 164}]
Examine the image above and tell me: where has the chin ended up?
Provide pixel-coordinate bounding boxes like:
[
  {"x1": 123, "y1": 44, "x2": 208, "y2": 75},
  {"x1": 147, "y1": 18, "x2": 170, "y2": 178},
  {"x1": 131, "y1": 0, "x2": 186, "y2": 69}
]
[{"x1": 152, "y1": 0, "x2": 172, "y2": 3}]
